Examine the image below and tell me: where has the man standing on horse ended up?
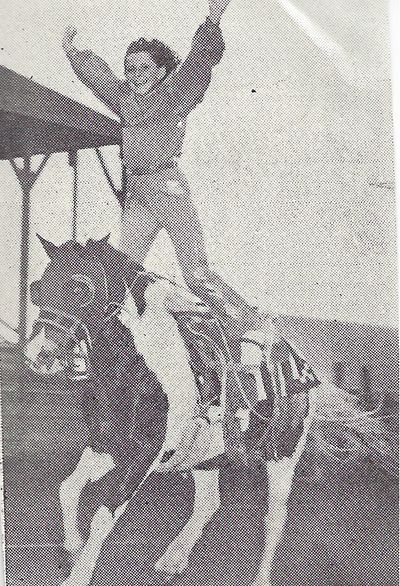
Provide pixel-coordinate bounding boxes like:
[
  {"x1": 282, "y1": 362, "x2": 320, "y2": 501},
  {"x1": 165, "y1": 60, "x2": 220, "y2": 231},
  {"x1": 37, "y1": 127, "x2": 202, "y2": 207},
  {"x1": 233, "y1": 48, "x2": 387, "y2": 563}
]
[{"x1": 62, "y1": 0, "x2": 239, "y2": 315}]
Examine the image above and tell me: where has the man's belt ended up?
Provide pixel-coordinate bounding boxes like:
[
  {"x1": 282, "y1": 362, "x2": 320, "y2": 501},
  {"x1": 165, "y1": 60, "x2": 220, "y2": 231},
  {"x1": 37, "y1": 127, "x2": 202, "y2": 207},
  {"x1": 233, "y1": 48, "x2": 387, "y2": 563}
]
[{"x1": 125, "y1": 159, "x2": 177, "y2": 177}]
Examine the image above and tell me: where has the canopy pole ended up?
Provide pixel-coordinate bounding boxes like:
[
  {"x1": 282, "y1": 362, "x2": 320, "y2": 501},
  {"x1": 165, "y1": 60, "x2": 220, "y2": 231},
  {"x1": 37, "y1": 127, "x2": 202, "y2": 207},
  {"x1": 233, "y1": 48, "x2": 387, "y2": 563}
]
[
  {"x1": 18, "y1": 157, "x2": 32, "y2": 351},
  {"x1": 95, "y1": 147, "x2": 125, "y2": 206},
  {"x1": 10, "y1": 154, "x2": 51, "y2": 350},
  {"x1": 68, "y1": 151, "x2": 78, "y2": 241}
]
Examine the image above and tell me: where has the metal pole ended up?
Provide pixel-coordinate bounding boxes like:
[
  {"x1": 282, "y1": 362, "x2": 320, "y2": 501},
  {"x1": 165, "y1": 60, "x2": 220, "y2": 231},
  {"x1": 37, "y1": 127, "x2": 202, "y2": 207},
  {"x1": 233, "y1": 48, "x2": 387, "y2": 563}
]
[
  {"x1": 18, "y1": 157, "x2": 32, "y2": 350},
  {"x1": 68, "y1": 151, "x2": 78, "y2": 241},
  {"x1": 95, "y1": 147, "x2": 125, "y2": 207},
  {"x1": 10, "y1": 155, "x2": 50, "y2": 350}
]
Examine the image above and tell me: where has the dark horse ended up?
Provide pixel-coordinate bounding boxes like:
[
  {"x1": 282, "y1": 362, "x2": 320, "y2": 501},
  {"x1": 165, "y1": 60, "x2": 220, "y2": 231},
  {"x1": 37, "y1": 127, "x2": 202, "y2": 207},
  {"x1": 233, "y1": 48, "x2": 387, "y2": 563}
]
[{"x1": 27, "y1": 235, "x2": 384, "y2": 586}]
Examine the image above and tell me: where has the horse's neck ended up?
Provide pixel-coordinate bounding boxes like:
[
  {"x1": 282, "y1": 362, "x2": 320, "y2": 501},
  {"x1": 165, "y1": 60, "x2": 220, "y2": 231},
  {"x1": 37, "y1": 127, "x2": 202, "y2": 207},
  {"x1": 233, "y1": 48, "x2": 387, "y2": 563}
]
[
  {"x1": 90, "y1": 314, "x2": 137, "y2": 378},
  {"x1": 121, "y1": 291, "x2": 198, "y2": 417}
]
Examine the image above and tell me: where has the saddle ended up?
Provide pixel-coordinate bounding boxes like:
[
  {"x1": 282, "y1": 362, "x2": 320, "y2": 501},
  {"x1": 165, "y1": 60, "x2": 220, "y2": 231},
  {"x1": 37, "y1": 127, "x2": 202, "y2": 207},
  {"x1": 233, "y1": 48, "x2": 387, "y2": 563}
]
[{"x1": 156, "y1": 310, "x2": 320, "y2": 472}]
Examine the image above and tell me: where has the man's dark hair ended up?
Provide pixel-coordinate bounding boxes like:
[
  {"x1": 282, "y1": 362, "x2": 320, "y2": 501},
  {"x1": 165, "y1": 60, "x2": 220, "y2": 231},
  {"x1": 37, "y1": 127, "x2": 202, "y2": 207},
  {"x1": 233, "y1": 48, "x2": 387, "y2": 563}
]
[{"x1": 124, "y1": 38, "x2": 181, "y2": 76}]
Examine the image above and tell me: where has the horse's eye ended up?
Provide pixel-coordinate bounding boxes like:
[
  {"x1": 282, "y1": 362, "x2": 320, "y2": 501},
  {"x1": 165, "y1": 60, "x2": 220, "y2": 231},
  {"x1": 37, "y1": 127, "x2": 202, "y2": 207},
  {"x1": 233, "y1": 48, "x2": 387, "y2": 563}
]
[{"x1": 64, "y1": 276, "x2": 94, "y2": 307}]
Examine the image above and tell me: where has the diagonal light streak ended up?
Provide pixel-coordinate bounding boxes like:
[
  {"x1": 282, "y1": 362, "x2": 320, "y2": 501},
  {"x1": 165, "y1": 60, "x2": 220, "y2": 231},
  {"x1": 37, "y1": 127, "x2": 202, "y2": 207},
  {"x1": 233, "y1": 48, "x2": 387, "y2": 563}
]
[{"x1": 274, "y1": 0, "x2": 355, "y2": 84}]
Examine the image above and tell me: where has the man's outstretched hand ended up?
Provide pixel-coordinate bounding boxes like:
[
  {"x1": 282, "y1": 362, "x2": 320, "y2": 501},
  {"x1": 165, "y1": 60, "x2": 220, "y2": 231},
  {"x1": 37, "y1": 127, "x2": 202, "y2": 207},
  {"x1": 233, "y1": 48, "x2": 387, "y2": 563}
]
[
  {"x1": 62, "y1": 26, "x2": 78, "y2": 52},
  {"x1": 208, "y1": 0, "x2": 232, "y2": 24}
]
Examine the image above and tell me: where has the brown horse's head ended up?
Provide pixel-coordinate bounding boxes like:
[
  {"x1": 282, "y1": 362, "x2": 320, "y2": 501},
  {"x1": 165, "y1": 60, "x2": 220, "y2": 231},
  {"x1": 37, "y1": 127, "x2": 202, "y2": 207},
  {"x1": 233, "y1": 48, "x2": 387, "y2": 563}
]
[{"x1": 27, "y1": 234, "x2": 149, "y2": 378}]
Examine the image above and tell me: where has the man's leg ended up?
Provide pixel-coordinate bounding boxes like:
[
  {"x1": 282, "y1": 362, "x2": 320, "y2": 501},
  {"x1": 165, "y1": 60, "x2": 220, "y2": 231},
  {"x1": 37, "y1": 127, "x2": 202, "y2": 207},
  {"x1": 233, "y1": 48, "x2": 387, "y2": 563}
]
[
  {"x1": 147, "y1": 168, "x2": 264, "y2": 327},
  {"x1": 164, "y1": 192, "x2": 259, "y2": 323},
  {"x1": 119, "y1": 194, "x2": 160, "y2": 265}
]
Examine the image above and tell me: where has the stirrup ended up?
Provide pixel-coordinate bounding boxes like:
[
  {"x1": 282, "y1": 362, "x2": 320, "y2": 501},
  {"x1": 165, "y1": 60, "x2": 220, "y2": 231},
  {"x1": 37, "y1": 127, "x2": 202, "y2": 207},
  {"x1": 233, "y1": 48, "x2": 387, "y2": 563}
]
[{"x1": 192, "y1": 280, "x2": 240, "y2": 319}]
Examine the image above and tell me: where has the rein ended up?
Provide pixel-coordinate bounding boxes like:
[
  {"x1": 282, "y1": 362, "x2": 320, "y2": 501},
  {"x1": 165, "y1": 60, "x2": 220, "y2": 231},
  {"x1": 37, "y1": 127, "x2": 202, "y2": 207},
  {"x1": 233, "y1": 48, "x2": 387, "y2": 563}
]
[{"x1": 31, "y1": 254, "x2": 272, "y2": 425}]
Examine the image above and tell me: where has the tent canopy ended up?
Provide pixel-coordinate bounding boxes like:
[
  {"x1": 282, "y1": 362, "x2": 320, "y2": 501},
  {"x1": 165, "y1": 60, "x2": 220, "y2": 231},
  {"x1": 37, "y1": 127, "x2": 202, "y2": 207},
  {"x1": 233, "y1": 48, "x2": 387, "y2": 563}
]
[{"x1": 0, "y1": 65, "x2": 121, "y2": 160}]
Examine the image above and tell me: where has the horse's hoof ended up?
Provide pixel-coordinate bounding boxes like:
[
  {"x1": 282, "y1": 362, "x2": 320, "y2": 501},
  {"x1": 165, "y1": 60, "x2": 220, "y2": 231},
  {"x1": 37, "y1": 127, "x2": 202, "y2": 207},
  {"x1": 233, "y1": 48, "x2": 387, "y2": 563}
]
[
  {"x1": 54, "y1": 546, "x2": 75, "y2": 580},
  {"x1": 55, "y1": 542, "x2": 83, "y2": 583},
  {"x1": 154, "y1": 542, "x2": 189, "y2": 577}
]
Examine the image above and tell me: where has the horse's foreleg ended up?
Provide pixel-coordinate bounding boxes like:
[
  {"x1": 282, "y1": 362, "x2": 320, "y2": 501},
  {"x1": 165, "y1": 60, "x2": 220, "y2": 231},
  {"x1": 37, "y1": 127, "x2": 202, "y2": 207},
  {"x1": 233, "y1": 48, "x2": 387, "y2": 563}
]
[
  {"x1": 61, "y1": 448, "x2": 164, "y2": 586},
  {"x1": 155, "y1": 468, "x2": 220, "y2": 578},
  {"x1": 59, "y1": 446, "x2": 115, "y2": 554},
  {"x1": 252, "y1": 414, "x2": 313, "y2": 586},
  {"x1": 60, "y1": 499, "x2": 129, "y2": 586}
]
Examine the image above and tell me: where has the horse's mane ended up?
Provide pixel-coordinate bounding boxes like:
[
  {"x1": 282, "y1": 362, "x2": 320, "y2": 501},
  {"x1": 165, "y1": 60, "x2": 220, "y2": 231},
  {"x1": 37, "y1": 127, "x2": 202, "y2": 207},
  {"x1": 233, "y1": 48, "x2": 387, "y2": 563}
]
[{"x1": 94, "y1": 240, "x2": 150, "y2": 316}]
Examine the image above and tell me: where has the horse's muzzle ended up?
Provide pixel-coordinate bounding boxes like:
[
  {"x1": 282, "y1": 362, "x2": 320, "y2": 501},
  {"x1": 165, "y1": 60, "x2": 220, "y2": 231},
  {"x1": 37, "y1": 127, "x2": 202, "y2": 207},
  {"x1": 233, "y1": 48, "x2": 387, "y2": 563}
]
[
  {"x1": 25, "y1": 335, "x2": 66, "y2": 377},
  {"x1": 25, "y1": 313, "x2": 92, "y2": 380}
]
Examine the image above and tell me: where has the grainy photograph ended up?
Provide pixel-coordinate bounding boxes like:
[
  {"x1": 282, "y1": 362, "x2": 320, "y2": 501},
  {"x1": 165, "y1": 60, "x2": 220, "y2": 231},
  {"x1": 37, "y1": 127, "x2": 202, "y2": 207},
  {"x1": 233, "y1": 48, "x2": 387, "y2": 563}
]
[{"x1": 0, "y1": 0, "x2": 398, "y2": 585}]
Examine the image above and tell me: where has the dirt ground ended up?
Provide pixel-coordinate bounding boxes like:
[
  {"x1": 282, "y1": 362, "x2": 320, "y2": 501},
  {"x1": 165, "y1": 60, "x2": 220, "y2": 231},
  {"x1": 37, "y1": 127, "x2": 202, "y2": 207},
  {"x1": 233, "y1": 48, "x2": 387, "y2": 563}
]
[{"x1": 1, "y1": 363, "x2": 399, "y2": 586}]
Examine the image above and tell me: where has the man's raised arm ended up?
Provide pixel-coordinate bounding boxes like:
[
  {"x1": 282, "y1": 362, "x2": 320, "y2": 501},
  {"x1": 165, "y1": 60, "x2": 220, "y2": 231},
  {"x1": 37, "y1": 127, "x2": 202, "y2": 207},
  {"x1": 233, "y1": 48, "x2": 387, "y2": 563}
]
[
  {"x1": 171, "y1": 0, "x2": 233, "y2": 115},
  {"x1": 63, "y1": 26, "x2": 122, "y2": 116},
  {"x1": 208, "y1": 0, "x2": 232, "y2": 25}
]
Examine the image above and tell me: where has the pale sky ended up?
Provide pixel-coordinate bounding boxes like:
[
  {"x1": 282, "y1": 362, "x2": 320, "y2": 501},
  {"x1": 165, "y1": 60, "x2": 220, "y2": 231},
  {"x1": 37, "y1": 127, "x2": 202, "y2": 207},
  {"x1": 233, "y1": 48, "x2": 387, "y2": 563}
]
[{"x1": 0, "y1": 0, "x2": 397, "y2": 340}]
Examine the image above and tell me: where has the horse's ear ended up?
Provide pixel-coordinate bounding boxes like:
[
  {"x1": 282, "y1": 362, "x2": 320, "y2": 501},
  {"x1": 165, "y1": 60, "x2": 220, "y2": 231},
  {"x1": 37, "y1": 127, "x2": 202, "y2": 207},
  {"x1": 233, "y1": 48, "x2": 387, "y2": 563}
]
[
  {"x1": 37, "y1": 234, "x2": 59, "y2": 259},
  {"x1": 97, "y1": 234, "x2": 111, "y2": 247}
]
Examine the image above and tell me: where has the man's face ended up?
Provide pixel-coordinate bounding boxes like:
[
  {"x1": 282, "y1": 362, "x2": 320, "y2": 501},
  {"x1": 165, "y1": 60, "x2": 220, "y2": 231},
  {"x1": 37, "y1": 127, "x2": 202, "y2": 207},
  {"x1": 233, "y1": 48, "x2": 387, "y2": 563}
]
[{"x1": 125, "y1": 51, "x2": 166, "y2": 95}]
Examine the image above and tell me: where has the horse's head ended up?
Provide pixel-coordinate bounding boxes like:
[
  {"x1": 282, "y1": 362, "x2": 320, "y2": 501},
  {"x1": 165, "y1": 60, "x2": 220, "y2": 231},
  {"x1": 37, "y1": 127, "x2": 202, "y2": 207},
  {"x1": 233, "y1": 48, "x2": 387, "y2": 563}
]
[{"x1": 27, "y1": 234, "x2": 149, "y2": 379}]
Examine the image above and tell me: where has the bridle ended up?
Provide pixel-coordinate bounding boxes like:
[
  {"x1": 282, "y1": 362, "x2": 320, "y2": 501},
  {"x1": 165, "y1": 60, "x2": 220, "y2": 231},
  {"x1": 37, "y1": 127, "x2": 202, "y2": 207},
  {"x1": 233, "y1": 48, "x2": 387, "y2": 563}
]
[
  {"x1": 35, "y1": 306, "x2": 94, "y2": 350},
  {"x1": 28, "y1": 255, "x2": 150, "y2": 379}
]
